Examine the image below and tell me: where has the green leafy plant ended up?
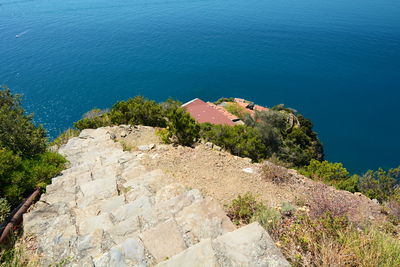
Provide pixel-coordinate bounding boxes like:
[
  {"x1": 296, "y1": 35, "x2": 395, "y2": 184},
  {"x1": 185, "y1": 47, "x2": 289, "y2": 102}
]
[
  {"x1": 0, "y1": 86, "x2": 47, "y2": 158},
  {"x1": 0, "y1": 198, "x2": 10, "y2": 222},
  {"x1": 359, "y1": 167, "x2": 400, "y2": 202},
  {"x1": 109, "y1": 96, "x2": 166, "y2": 127},
  {"x1": 74, "y1": 111, "x2": 111, "y2": 130},
  {"x1": 224, "y1": 102, "x2": 247, "y2": 119},
  {"x1": 0, "y1": 151, "x2": 66, "y2": 205},
  {"x1": 214, "y1": 97, "x2": 234, "y2": 105},
  {"x1": 226, "y1": 193, "x2": 281, "y2": 231},
  {"x1": 200, "y1": 124, "x2": 267, "y2": 162},
  {"x1": 159, "y1": 108, "x2": 200, "y2": 146},
  {"x1": 0, "y1": 87, "x2": 67, "y2": 207},
  {"x1": 50, "y1": 128, "x2": 80, "y2": 148}
]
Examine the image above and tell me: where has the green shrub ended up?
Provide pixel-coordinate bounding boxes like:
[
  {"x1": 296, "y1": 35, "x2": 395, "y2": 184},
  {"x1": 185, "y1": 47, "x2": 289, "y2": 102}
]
[
  {"x1": 1, "y1": 151, "x2": 66, "y2": 205},
  {"x1": 280, "y1": 202, "x2": 296, "y2": 216},
  {"x1": 201, "y1": 124, "x2": 267, "y2": 162},
  {"x1": 298, "y1": 159, "x2": 350, "y2": 181},
  {"x1": 0, "y1": 86, "x2": 47, "y2": 158},
  {"x1": 51, "y1": 128, "x2": 80, "y2": 148},
  {"x1": 0, "y1": 198, "x2": 10, "y2": 222},
  {"x1": 224, "y1": 102, "x2": 247, "y2": 119},
  {"x1": 262, "y1": 163, "x2": 291, "y2": 183},
  {"x1": 214, "y1": 97, "x2": 234, "y2": 105},
  {"x1": 243, "y1": 108, "x2": 324, "y2": 166},
  {"x1": 359, "y1": 167, "x2": 400, "y2": 203},
  {"x1": 298, "y1": 159, "x2": 360, "y2": 193},
  {"x1": 158, "y1": 108, "x2": 200, "y2": 146},
  {"x1": 253, "y1": 205, "x2": 281, "y2": 231},
  {"x1": 227, "y1": 193, "x2": 260, "y2": 225},
  {"x1": 226, "y1": 193, "x2": 281, "y2": 231},
  {"x1": 335, "y1": 174, "x2": 360, "y2": 193},
  {"x1": 0, "y1": 244, "x2": 40, "y2": 267},
  {"x1": 109, "y1": 96, "x2": 166, "y2": 127},
  {"x1": 74, "y1": 112, "x2": 111, "y2": 130}
]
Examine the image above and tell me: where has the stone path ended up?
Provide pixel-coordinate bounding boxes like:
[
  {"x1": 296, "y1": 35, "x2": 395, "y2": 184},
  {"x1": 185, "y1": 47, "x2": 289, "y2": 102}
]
[{"x1": 23, "y1": 127, "x2": 290, "y2": 267}]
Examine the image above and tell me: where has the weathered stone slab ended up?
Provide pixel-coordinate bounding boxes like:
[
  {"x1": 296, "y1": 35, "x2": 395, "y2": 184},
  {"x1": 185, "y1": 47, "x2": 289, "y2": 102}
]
[
  {"x1": 112, "y1": 196, "x2": 153, "y2": 222},
  {"x1": 156, "y1": 239, "x2": 218, "y2": 267},
  {"x1": 140, "y1": 219, "x2": 187, "y2": 263},
  {"x1": 108, "y1": 217, "x2": 140, "y2": 244},
  {"x1": 97, "y1": 195, "x2": 126, "y2": 214},
  {"x1": 79, "y1": 178, "x2": 118, "y2": 201},
  {"x1": 123, "y1": 170, "x2": 172, "y2": 194},
  {"x1": 155, "y1": 189, "x2": 203, "y2": 223},
  {"x1": 77, "y1": 229, "x2": 104, "y2": 258},
  {"x1": 93, "y1": 238, "x2": 146, "y2": 267},
  {"x1": 213, "y1": 222, "x2": 290, "y2": 267},
  {"x1": 175, "y1": 197, "x2": 235, "y2": 245},
  {"x1": 91, "y1": 164, "x2": 121, "y2": 180},
  {"x1": 155, "y1": 183, "x2": 187, "y2": 204},
  {"x1": 78, "y1": 213, "x2": 114, "y2": 236},
  {"x1": 121, "y1": 165, "x2": 148, "y2": 182}
]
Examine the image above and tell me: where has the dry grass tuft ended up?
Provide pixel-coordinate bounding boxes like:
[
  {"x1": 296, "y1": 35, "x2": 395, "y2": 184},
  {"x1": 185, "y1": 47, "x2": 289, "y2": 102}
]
[
  {"x1": 307, "y1": 184, "x2": 349, "y2": 218},
  {"x1": 262, "y1": 162, "x2": 291, "y2": 184}
]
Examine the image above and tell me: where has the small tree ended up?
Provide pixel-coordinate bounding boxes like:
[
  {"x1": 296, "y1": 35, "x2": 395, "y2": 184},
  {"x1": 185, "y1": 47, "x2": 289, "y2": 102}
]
[{"x1": 159, "y1": 108, "x2": 200, "y2": 146}]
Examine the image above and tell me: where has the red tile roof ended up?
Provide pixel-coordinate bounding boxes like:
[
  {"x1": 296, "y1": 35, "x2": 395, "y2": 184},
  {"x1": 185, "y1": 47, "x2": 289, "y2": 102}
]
[{"x1": 182, "y1": 98, "x2": 236, "y2": 126}]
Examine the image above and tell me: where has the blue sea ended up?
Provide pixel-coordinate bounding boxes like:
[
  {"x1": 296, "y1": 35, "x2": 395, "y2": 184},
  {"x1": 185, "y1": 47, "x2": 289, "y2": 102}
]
[{"x1": 1, "y1": 0, "x2": 399, "y2": 173}]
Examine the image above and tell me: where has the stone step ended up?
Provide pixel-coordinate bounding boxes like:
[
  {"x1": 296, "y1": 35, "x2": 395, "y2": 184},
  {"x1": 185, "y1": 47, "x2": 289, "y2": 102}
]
[{"x1": 156, "y1": 222, "x2": 291, "y2": 267}]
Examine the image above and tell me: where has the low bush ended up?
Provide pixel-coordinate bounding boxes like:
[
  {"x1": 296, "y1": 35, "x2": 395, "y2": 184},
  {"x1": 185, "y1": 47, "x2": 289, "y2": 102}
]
[
  {"x1": 307, "y1": 184, "x2": 349, "y2": 218},
  {"x1": 226, "y1": 193, "x2": 281, "y2": 231},
  {"x1": 224, "y1": 102, "x2": 247, "y2": 119},
  {"x1": 200, "y1": 124, "x2": 268, "y2": 162},
  {"x1": 358, "y1": 167, "x2": 400, "y2": 203},
  {"x1": 298, "y1": 159, "x2": 349, "y2": 181},
  {"x1": 74, "y1": 112, "x2": 111, "y2": 130},
  {"x1": 0, "y1": 151, "x2": 66, "y2": 205},
  {"x1": 109, "y1": 96, "x2": 166, "y2": 127},
  {"x1": 298, "y1": 159, "x2": 360, "y2": 193},
  {"x1": 262, "y1": 162, "x2": 291, "y2": 183},
  {"x1": 158, "y1": 108, "x2": 200, "y2": 146},
  {"x1": 0, "y1": 198, "x2": 10, "y2": 222},
  {"x1": 50, "y1": 128, "x2": 80, "y2": 148},
  {"x1": 213, "y1": 97, "x2": 234, "y2": 105},
  {"x1": 0, "y1": 240, "x2": 40, "y2": 267}
]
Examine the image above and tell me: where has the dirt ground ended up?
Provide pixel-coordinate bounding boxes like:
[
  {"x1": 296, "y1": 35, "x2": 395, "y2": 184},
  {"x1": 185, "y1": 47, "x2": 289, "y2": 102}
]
[{"x1": 109, "y1": 125, "x2": 387, "y2": 224}]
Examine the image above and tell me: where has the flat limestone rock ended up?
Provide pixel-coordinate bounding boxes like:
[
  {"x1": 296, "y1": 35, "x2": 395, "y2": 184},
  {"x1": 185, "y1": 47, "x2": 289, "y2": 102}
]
[
  {"x1": 213, "y1": 222, "x2": 290, "y2": 267},
  {"x1": 156, "y1": 239, "x2": 218, "y2": 267},
  {"x1": 140, "y1": 219, "x2": 187, "y2": 263},
  {"x1": 78, "y1": 177, "x2": 118, "y2": 207},
  {"x1": 175, "y1": 197, "x2": 236, "y2": 245},
  {"x1": 78, "y1": 213, "x2": 114, "y2": 236}
]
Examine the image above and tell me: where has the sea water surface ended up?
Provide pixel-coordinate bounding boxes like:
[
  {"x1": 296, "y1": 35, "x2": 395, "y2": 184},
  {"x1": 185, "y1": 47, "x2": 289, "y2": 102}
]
[{"x1": 1, "y1": 0, "x2": 399, "y2": 173}]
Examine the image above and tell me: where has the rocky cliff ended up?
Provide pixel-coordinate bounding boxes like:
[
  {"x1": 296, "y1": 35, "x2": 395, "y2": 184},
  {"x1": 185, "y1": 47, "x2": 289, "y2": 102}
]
[{"x1": 23, "y1": 127, "x2": 290, "y2": 266}]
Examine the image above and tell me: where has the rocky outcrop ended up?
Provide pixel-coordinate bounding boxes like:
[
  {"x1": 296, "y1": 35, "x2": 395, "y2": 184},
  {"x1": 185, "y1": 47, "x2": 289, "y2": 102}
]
[{"x1": 23, "y1": 127, "x2": 289, "y2": 266}]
